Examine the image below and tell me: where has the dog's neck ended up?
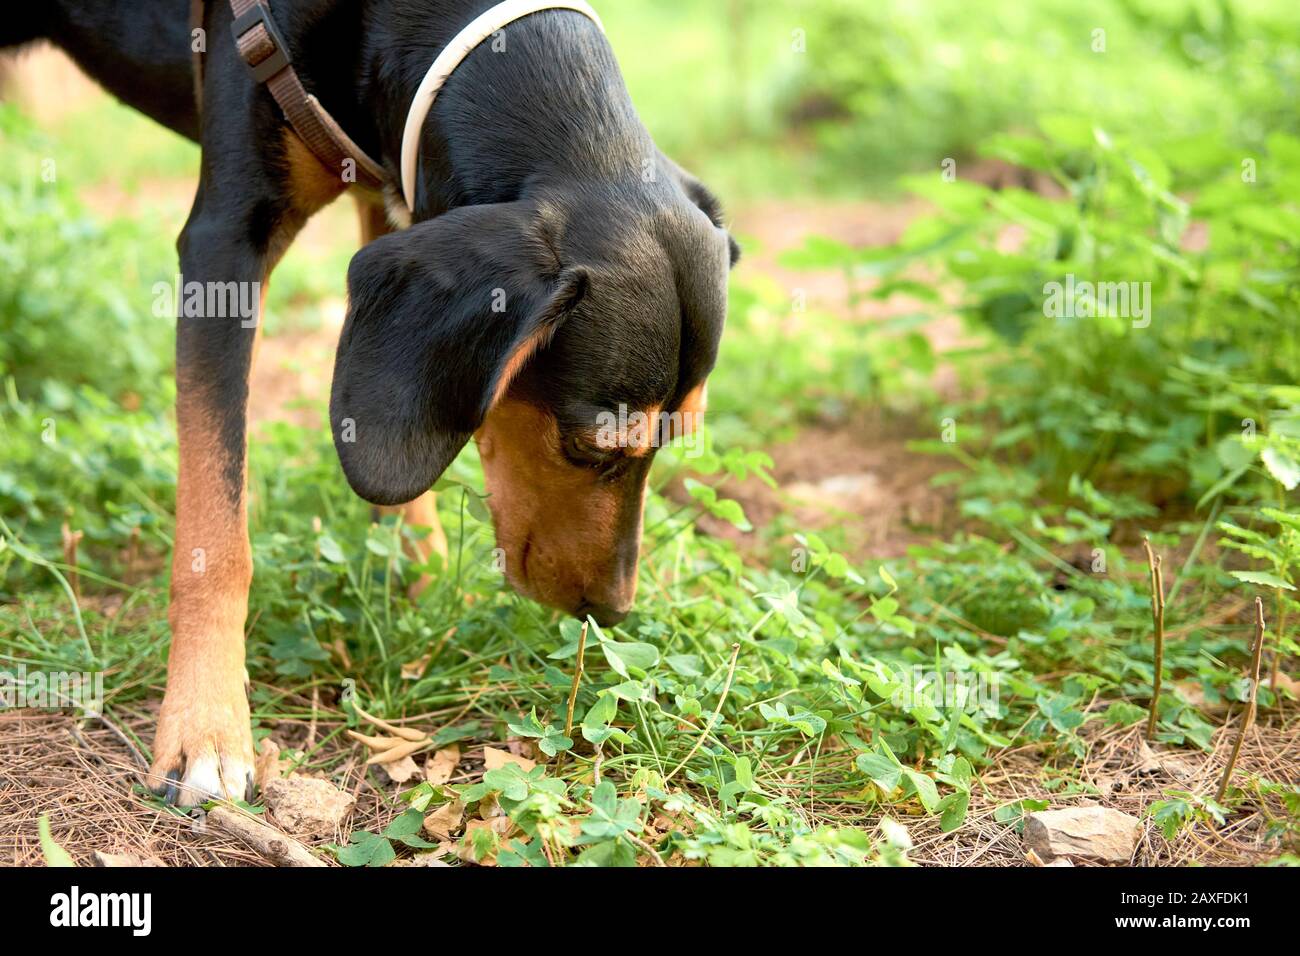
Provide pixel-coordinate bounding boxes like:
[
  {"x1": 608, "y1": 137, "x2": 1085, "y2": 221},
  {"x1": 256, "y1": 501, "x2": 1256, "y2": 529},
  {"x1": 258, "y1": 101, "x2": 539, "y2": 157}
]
[{"x1": 359, "y1": 0, "x2": 652, "y2": 223}]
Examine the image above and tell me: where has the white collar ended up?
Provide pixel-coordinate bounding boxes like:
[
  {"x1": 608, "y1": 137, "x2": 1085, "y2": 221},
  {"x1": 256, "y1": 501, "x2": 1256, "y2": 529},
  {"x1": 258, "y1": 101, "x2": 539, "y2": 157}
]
[{"x1": 399, "y1": 0, "x2": 606, "y2": 213}]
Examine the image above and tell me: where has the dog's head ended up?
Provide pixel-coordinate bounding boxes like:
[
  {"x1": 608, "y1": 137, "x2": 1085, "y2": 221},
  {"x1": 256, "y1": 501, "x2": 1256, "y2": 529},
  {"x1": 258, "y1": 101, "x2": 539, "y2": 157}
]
[{"x1": 331, "y1": 170, "x2": 736, "y2": 624}]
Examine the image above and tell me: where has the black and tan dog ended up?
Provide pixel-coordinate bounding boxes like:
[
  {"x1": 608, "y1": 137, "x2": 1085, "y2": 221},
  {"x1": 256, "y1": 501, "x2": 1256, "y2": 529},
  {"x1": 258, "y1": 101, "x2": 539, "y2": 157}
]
[{"x1": 9, "y1": 0, "x2": 736, "y2": 803}]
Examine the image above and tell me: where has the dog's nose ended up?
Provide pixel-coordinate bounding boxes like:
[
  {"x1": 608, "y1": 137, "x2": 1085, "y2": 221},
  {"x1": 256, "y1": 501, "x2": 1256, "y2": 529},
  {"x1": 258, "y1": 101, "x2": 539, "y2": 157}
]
[{"x1": 575, "y1": 599, "x2": 629, "y2": 626}]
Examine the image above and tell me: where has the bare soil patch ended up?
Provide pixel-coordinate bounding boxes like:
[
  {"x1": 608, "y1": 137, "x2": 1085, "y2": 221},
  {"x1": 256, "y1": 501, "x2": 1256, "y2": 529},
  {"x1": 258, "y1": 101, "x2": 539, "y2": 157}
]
[{"x1": 686, "y1": 409, "x2": 957, "y2": 560}]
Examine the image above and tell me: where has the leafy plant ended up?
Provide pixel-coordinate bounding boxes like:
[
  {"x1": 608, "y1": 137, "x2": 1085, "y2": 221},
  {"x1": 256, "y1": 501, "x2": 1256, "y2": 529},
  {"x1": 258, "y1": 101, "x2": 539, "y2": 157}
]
[{"x1": 333, "y1": 809, "x2": 437, "y2": 867}]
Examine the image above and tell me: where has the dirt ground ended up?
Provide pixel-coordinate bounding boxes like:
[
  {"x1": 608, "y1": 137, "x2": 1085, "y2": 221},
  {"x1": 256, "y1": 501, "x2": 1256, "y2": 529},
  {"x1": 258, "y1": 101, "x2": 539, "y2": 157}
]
[{"x1": 5, "y1": 701, "x2": 1295, "y2": 867}]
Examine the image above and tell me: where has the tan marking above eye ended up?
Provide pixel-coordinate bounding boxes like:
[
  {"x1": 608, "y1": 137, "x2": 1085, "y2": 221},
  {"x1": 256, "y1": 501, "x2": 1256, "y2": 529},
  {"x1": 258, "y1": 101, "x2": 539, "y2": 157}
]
[
  {"x1": 626, "y1": 404, "x2": 659, "y2": 457},
  {"x1": 586, "y1": 404, "x2": 670, "y2": 458},
  {"x1": 583, "y1": 385, "x2": 709, "y2": 456}
]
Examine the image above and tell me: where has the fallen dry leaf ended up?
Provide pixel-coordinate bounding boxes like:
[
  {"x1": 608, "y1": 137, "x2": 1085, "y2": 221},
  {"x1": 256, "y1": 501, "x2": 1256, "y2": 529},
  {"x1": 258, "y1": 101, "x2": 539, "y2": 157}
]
[
  {"x1": 379, "y1": 754, "x2": 421, "y2": 784},
  {"x1": 1174, "y1": 680, "x2": 1229, "y2": 717},
  {"x1": 1270, "y1": 671, "x2": 1299, "y2": 701},
  {"x1": 483, "y1": 745, "x2": 535, "y2": 772},
  {"x1": 469, "y1": 816, "x2": 513, "y2": 836},
  {"x1": 423, "y1": 800, "x2": 466, "y2": 840},
  {"x1": 507, "y1": 738, "x2": 538, "y2": 762},
  {"x1": 331, "y1": 638, "x2": 352, "y2": 671},
  {"x1": 1133, "y1": 738, "x2": 1195, "y2": 780},
  {"x1": 1095, "y1": 772, "x2": 1130, "y2": 796},
  {"x1": 479, "y1": 793, "x2": 508, "y2": 821},
  {"x1": 424, "y1": 745, "x2": 460, "y2": 785},
  {"x1": 400, "y1": 655, "x2": 431, "y2": 680},
  {"x1": 458, "y1": 818, "x2": 513, "y2": 866},
  {"x1": 396, "y1": 847, "x2": 453, "y2": 867},
  {"x1": 456, "y1": 842, "x2": 490, "y2": 865}
]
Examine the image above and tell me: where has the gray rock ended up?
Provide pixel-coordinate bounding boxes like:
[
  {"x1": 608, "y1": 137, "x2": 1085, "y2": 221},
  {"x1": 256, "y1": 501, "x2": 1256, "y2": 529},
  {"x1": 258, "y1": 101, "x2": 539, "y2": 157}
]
[
  {"x1": 1023, "y1": 807, "x2": 1140, "y2": 863},
  {"x1": 263, "y1": 775, "x2": 356, "y2": 841}
]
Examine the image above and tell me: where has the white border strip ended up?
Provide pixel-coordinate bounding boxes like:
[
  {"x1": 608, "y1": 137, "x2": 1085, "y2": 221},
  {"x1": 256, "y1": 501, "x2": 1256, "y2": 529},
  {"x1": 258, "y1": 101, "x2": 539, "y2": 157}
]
[{"x1": 399, "y1": 0, "x2": 605, "y2": 213}]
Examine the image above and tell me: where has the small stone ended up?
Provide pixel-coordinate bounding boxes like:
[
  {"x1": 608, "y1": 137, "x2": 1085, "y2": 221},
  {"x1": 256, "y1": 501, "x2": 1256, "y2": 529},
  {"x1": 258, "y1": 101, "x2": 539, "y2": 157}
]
[
  {"x1": 1023, "y1": 807, "x2": 1140, "y2": 863},
  {"x1": 263, "y1": 775, "x2": 356, "y2": 841}
]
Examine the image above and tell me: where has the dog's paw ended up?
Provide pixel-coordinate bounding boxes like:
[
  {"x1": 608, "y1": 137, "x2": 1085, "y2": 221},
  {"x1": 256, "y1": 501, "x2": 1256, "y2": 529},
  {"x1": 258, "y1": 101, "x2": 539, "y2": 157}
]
[{"x1": 148, "y1": 681, "x2": 255, "y2": 807}]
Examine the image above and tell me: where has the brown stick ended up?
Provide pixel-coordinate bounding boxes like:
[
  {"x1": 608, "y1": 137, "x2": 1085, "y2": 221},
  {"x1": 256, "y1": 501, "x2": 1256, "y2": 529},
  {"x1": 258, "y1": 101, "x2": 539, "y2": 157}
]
[
  {"x1": 626, "y1": 830, "x2": 667, "y2": 867},
  {"x1": 1143, "y1": 538, "x2": 1166, "y2": 741},
  {"x1": 1214, "y1": 598, "x2": 1267, "y2": 803},
  {"x1": 563, "y1": 621, "x2": 590, "y2": 742},
  {"x1": 346, "y1": 729, "x2": 403, "y2": 750},
  {"x1": 554, "y1": 621, "x2": 590, "y2": 775},
  {"x1": 350, "y1": 702, "x2": 426, "y2": 741},
  {"x1": 206, "y1": 805, "x2": 327, "y2": 867},
  {"x1": 664, "y1": 643, "x2": 741, "y2": 785}
]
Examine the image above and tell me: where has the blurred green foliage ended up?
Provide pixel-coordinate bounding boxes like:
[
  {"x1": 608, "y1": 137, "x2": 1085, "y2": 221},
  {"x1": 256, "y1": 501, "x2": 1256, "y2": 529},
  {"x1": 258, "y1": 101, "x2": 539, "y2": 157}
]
[
  {"x1": 767, "y1": 0, "x2": 1300, "y2": 191},
  {"x1": 0, "y1": 108, "x2": 174, "y2": 403},
  {"x1": 805, "y1": 115, "x2": 1300, "y2": 507}
]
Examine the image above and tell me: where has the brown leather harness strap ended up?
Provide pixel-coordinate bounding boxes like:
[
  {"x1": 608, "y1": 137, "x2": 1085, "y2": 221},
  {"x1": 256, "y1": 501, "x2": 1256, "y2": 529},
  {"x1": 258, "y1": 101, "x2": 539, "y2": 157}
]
[{"x1": 190, "y1": 0, "x2": 386, "y2": 192}]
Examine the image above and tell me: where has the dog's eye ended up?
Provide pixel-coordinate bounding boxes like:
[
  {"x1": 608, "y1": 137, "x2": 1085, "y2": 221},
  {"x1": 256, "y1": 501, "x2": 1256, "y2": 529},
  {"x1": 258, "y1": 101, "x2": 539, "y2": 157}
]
[{"x1": 565, "y1": 434, "x2": 616, "y2": 467}]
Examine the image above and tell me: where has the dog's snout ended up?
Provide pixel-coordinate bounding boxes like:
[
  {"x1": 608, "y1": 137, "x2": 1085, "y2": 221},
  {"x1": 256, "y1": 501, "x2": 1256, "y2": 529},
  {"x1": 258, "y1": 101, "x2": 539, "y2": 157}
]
[{"x1": 575, "y1": 599, "x2": 630, "y2": 627}]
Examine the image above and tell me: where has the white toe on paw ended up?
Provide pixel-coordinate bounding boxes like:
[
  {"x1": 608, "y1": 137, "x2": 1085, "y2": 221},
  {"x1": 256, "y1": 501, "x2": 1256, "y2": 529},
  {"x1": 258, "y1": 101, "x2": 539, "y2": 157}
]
[
  {"x1": 220, "y1": 754, "x2": 254, "y2": 801},
  {"x1": 178, "y1": 755, "x2": 250, "y2": 806},
  {"x1": 178, "y1": 755, "x2": 224, "y2": 806}
]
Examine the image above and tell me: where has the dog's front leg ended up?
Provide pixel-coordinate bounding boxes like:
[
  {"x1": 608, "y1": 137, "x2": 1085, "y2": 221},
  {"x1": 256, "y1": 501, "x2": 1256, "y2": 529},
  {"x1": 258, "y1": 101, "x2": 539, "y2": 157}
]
[{"x1": 148, "y1": 218, "x2": 265, "y2": 806}]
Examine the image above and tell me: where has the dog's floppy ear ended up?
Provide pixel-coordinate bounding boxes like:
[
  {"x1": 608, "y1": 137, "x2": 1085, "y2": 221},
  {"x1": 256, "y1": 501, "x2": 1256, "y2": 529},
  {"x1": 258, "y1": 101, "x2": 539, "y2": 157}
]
[{"x1": 331, "y1": 201, "x2": 587, "y2": 505}]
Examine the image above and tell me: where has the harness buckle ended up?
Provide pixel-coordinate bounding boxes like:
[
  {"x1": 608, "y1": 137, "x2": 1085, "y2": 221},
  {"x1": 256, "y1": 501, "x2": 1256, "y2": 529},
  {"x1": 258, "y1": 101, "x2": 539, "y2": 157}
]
[{"x1": 231, "y1": 3, "x2": 291, "y2": 84}]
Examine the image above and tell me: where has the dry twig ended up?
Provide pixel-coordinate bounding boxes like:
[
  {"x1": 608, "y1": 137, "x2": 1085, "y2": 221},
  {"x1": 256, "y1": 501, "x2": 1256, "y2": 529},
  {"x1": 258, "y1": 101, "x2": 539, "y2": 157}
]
[
  {"x1": 1215, "y1": 598, "x2": 1267, "y2": 802},
  {"x1": 563, "y1": 621, "x2": 590, "y2": 742},
  {"x1": 205, "y1": 805, "x2": 327, "y2": 867},
  {"x1": 665, "y1": 643, "x2": 741, "y2": 785},
  {"x1": 1143, "y1": 538, "x2": 1167, "y2": 741}
]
